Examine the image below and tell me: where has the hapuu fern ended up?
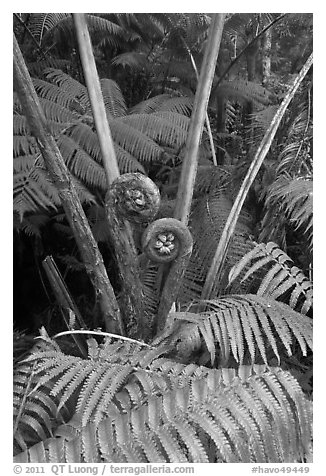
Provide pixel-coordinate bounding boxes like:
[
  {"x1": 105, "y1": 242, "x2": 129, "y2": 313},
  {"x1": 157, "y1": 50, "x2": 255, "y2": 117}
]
[
  {"x1": 14, "y1": 13, "x2": 313, "y2": 465},
  {"x1": 14, "y1": 69, "x2": 192, "y2": 219},
  {"x1": 14, "y1": 332, "x2": 312, "y2": 463},
  {"x1": 228, "y1": 242, "x2": 313, "y2": 315}
]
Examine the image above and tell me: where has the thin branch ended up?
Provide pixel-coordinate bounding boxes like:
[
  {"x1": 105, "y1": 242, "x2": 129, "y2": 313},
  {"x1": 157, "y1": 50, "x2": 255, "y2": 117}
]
[
  {"x1": 173, "y1": 13, "x2": 226, "y2": 224},
  {"x1": 73, "y1": 13, "x2": 120, "y2": 185},
  {"x1": 180, "y1": 36, "x2": 217, "y2": 166},
  {"x1": 13, "y1": 32, "x2": 124, "y2": 335},
  {"x1": 212, "y1": 14, "x2": 286, "y2": 95},
  {"x1": 201, "y1": 53, "x2": 313, "y2": 300},
  {"x1": 13, "y1": 13, "x2": 48, "y2": 61}
]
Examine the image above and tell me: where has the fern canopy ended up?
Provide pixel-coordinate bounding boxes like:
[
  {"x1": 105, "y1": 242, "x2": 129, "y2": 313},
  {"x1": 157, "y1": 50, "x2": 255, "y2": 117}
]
[
  {"x1": 13, "y1": 69, "x2": 191, "y2": 218},
  {"x1": 14, "y1": 337, "x2": 312, "y2": 463}
]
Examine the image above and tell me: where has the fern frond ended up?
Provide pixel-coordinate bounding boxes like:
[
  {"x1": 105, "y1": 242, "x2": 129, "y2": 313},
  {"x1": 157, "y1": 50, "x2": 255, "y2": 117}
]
[
  {"x1": 216, "y1": 80, "x2": 273, "y2": 106},
  {"x1": 13, "y1": 214, "x2": 50, "y2": 237},
  {"x1": 249, "y1": 105, "x2": 279, "y2": 144},
  {"x1": 120, "y1": 112, "x2": 189, "y2": 150},
  {"x1": 14, "y1": 363, "x2": 312, "y2": 463},
  {"x1": 56, "y1": 134, "x2": 107, "y2": 190},
  {"x1": 111, "y1": 52, "x2": 149, "y2": 70},
  {"x1": 110, "y1": 120, "x2": 165, "y2": 163},
  {"x1": 170, "y1": 295, "x2": 312, "y2": 366},
  {"x1": 100, "y1": 78, "x2": 127, "y2": 118},
  {"x1": 277, "y1": 103, "x2": 312, "y2": 175},
  {"x1": 179, "y1": 192, "x2": 253, "y2": 302},
  {"x1": 229, "y1": 242, "x2": 313, "y2": 314},
  {"x1": 33, "y1": 78, "x2": 82, "y2": 111},
  {"x1": 13, "y1": 153, "x2": 96, "y2": 218},
  {"x1": 14, "y1": 167, "x2": 60, "y2": 218},
  {"x1": 15, "y1": 71, "x2": 192, "y2": 217},
  {"x1": 13, "y1": 358, "x2": 69, "y2": 454},
  {"x1": 44, "y1": 69, "x2": 89, "y2": 109},
  {"x1": 266, "y1": 177, "x2": 312, "y2": 245},
  {"x1": 27, "y1": 13, "x2": 70, "y2": 43},
  {"x1": 130, "y1": 95, "x2": 193, "y2": 116}
]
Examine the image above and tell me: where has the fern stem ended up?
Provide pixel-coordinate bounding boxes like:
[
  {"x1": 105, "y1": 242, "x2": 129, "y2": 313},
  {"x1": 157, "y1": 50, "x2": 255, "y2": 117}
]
[
  {"x1": 201, "y1": 53, "x2": 313, "y2": 300},
  {"x1": 13, "y1": 361, "x2": 37, "y2": 438},
  {"x1": 73, "y1": 13, "x2": 120, "y2": 185},
  {"x1": 104, "y1": 173, "x2": 161, "y2": 340},
  {"x1": 152, "y1": 14, "x2": 225, "y2": 336},
  {"x1": 180, "y1": 35, "x2": 217, "y2": 167},
  {"x1": 173, "y1": 13, "x2": 226, "y2": 224},
  {"x1": 52, "y1": 330, "x2": 152, "y2": 347},
  {"x1": 13, "y1": 33, "x2": 124, "y2": 335}
]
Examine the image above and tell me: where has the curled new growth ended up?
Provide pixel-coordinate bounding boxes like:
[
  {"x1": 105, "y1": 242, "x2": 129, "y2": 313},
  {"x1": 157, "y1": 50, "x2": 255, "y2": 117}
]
[
  {"x1": 141, "y1": 218, "x2": 193, "y2": 263},
  {"x1": 105, "y1": 173, "x2": 161, "y2": 223}
]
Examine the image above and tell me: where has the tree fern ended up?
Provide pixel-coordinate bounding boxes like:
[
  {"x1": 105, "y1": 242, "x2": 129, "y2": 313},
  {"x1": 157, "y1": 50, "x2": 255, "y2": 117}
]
[
  {"x1": 264, "y1": 176, "x2": 313, "y2": 247},
  {"x1": 215, "y1": 79, "x2": 274, "y2": 107},
  {"x1": 14, "y1": 335, "x2": 312, "y2": 463},
  {"x1": 14, "y1": 341, "x2": 70, "y2": 454},
  {"x1": 228, "y1": 242, "x2": 313, "y2": 314},
  {"x1": 179, "y1": 190, "x2": 254, "y2": 302},
  {"x1": 159, "y1": 294, "x2": 312, "y2": 367},
  {"x1": 26, "y1": 13, "x2": 123, "y2": 45},
  {"x1": 14, "y1": 69, "x2": 193, "y2": 218},
  {"x1": 129, "y1": 94, "x2": 193, "y2": 116}
]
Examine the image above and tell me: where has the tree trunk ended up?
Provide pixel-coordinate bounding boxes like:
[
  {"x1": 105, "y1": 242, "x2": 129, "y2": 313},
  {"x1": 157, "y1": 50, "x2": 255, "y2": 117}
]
[
  {"x1": 245, "y1": 42, "x2": 259, "y2": 82},
  {"x1": 73, "y1": 14, "x2": 152, "y2": 340},
  {"x1": 262, "y1": 27, "x2": 272, "y2": 85},
  {"x1": 13, "y1": 33, "x2": 124, "y2": 336}
]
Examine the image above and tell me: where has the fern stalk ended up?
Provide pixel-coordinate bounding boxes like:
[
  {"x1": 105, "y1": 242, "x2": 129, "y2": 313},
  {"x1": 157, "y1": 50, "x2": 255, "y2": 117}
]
[
  {"x1": 13, "y1": 33, "x2": 124, "y2": 335},
  {"x1": 73, "y1": 13, "x2": 120, "y2": 185},
  {"x1": 154, "y1": 14, "x2": 225, "y2": 335},
  {"x1": 180, "y1": 35, "x2": 217, "y2": 166},
  {"x1": 201, "y1": 53, "x2": 313, "y2": 300},
  {"x1": 13, "y1": 361, "x2": 37, "y2": 439},
  {"x1": 173, "y1": 13, "x2": 226, "y2": 224},
  {"x1": 74, "y1": 14, "x2": 148, "y2": 339}
]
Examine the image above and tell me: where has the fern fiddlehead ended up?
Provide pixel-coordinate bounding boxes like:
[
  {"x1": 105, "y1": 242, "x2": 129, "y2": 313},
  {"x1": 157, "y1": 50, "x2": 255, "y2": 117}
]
[
  {"x1": 141, "y1": 217, "x2": 193, "y2": 333},
  {"x1": 106, "y1": 173, "x2": 194, "y2": 337},
  {"x1": 141, "y1": 217, "x2": 193, "y2": 264},
  {"x1": 105, "y1": 173, "x2": 161, "y2": 339},
  {"x1": 106, "y1": 173, "x2": 161, "y2": 224}
]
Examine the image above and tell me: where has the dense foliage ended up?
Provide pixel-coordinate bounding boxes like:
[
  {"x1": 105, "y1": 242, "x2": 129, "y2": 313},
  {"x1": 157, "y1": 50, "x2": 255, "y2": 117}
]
[{"x1": 13, "y1": 13, "x2": 312, "y2": 463}]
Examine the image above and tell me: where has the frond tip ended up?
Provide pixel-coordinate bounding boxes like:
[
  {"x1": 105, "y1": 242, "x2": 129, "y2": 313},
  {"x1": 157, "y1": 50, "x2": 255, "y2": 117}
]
[
  {"x1": 168, "y1": 294, "x2": 312, "y2": 366},
  {"x1": 228, "y1": 242, "x2": 313, "y2": 314}
]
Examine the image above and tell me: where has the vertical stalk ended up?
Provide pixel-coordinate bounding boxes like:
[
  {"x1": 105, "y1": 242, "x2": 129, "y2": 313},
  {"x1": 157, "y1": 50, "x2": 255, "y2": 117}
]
[
  {"x1": 201, "y1": 53, "x2": 313, "y2": 300},
  {"x1": 154, "y1": 14, "x2": 226, "y2": 334},
  {"x1": 173, "y1": 14, "x2": 226, "y2": 224},
  {"x1": 13, "y1": 33, "x2": 124, "y2": 335},
  {"x1": 73, "y1": 14, "x2": 146, "y2": 338},
  {"x1": 181, "y1": 37, "x2": 217, "y2": 166},
  {"x1": 73, "y1": 13, "x2": 120, "y2": 185},
  {"x1": 262, "y1": 25, "x2": 272, "y2": 85}
]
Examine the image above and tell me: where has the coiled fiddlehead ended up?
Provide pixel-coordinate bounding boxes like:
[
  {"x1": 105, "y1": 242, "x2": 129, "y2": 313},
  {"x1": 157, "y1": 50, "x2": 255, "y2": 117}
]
[
  {"x1": 141, "y1": 218, "x2": 193, "y2": 264},
  {"x1": 141, "y1": 218, "x2": 193, "y2": 334},
  {"x1": 106, "y1": 173, "x2": 161, "y2": 224},
  {"x1": 105, "y1": 173, "x2": 161, "y2": 340}
]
